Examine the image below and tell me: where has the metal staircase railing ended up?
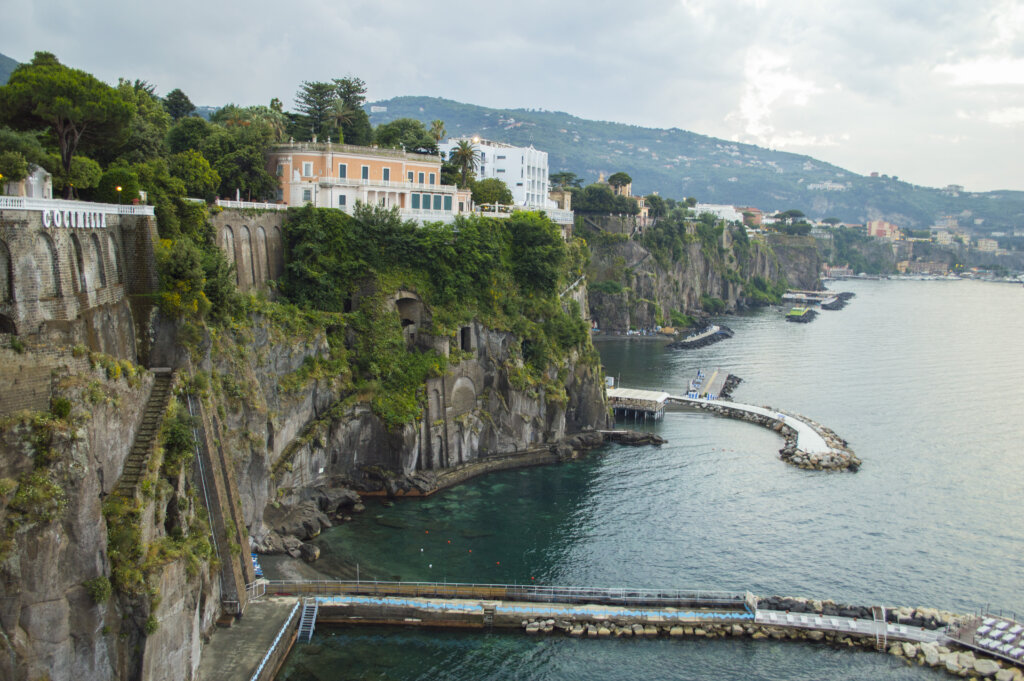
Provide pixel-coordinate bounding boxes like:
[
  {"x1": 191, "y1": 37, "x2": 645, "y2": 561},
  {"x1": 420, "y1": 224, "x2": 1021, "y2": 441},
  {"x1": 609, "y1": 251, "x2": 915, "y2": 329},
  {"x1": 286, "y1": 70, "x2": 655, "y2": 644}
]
[{"x1": 297, "y1": 597, "x2": 319, "y2": 643}]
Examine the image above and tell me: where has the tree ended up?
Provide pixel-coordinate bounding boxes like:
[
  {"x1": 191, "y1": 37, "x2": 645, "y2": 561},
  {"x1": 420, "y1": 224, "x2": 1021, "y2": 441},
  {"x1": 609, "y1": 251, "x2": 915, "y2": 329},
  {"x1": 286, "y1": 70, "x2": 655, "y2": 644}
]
[
  {"x1": 48, "y1": 154, "x2": 101, "y2": 198},
  {"x1": 607, "y1": 171, "x2": 632, "y2": 189},
  {"x1": 169, "y1": 149, "x2": 220, "y2": 201},
  {"x1": 213, "y1": 145, "x2": 277, "y2": 201},
  {"x1": 333, "y1": 76, "x2": 367, "y2": 108},
  {"x1": 823, "y1": 217, "x2": 841, "y2": 225},
  {"x1": 99, "y1": 78, "x2": 171, "y2": 165},
  {"x1": 164, "y1": 88, "x2": 195, "y2": 121},
  {"x1": 0, "y1": 52, "x2": 134, "y2": 197},
  {"x1": 507, "y1": 211, "x2": 565, "y2": 293},
  {"x1": 166, "y1": 116, "x2": 211, "y2": 153},
  {"x1": 293, "y1": 81, "x2": 338, "y2": 140},
  {"x1": 94, "y1": 165, "x2": 141, "y2": 204},
  {"x1": 373, "y1": 118, "x2": 436, "y2": 154},
  {"x1": 549, "y1": 171, "x2": 582, "y2": 189},
  {"x1": 645, "y1": 193, "x2": 667, "y2": 218},
  {"x1": 449, "y1": 139, "x2": 480, "y2": 188},
  {"x1": 429, "y1": 119, "x2": 446, "y2": 144},
  {"x1": 471, "y1": 178, "x2": 513, "y2": 206},
  {"x1": 0, "y1": 150, "x2": 29, "y2": 183}
]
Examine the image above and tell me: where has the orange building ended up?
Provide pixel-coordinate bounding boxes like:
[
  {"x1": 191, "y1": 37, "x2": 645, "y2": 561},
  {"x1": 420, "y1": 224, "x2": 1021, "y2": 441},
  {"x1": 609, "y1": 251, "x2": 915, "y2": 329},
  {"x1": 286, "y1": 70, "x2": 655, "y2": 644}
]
[{"x1": 267, "y1": 142, "x2": 471, "y2": 222}]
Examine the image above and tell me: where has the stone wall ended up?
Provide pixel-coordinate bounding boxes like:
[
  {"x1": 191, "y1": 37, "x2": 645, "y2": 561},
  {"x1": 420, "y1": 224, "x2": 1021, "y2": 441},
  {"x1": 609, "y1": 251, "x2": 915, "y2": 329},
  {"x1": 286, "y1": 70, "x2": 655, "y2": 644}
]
[
  {"x1": 210, "y1": 210, "x2": 285, "y2": 292},
  {"x1": 0, "y1": 205, "x2": 159, "y2": 362}
]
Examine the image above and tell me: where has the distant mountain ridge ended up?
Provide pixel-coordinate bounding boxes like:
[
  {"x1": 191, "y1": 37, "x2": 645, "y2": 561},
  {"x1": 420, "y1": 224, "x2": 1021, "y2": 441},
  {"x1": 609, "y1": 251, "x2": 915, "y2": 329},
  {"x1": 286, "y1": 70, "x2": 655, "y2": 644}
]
[
  {"x1": 0, "y1": 52, "x2": 19, "y2": 86},
  {"x1": 368, "y1": 96, "x2": 1024, "y2": 232}
]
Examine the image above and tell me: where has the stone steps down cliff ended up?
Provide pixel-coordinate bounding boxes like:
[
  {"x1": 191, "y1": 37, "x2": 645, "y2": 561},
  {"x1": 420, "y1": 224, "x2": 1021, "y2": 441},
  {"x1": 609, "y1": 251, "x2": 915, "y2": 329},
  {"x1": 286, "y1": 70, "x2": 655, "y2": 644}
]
[{"x1": 113, "y1": 370, "x2": 173, "y2": 497}]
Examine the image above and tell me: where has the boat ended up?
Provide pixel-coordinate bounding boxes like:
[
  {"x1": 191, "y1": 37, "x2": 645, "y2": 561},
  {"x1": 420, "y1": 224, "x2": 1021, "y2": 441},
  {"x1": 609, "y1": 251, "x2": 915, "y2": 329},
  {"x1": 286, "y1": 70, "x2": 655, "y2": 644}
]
[{"x1": 785, "y1": 307, "x2": 817, "y2": 323}]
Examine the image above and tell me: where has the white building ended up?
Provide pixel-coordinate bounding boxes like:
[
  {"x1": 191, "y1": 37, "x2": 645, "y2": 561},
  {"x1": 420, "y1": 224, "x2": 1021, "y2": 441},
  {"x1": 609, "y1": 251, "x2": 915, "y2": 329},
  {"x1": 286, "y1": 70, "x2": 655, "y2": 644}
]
[
  {"x1": 693, "y1": 203, "x2": 744, "y2": 223},
  {"x1": 439, "y1": 137, "x2": 550, "y2": 209}
]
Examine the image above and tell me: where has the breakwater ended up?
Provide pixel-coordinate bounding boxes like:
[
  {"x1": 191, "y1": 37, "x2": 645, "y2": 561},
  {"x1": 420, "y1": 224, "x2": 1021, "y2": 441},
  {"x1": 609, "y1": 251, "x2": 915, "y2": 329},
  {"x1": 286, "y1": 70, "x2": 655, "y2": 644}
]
[
  {"x1": 675, "y1": 398, "x2": 860, "y2": 471},
  {"x1": 668, "y1": 324, "x2": 734, "y2": 350},
  {"x1": 260, "y1": 582, "x2": 1022, "y2": 681}
]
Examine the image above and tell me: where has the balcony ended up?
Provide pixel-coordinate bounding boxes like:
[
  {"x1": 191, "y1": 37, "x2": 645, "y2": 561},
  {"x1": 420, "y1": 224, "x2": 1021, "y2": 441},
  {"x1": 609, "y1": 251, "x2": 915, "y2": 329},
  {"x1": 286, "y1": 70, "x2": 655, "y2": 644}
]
[
  {"x1": 399, "y1": 208, "x2": 457, "y2": 225},
  {"x1": 315, "y1": 177, "x2": 458, "y2": 194},
  {"x1": 215, "y1": 198, "x2": 288, "y2": 211}
]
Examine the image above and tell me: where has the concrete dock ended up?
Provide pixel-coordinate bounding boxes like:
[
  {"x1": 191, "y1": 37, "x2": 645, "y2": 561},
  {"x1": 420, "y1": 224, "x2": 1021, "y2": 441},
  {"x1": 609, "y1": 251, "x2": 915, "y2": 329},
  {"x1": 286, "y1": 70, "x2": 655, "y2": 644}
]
[{"x1": 197, "y1": 597, "x2": 299, "y2": 681}]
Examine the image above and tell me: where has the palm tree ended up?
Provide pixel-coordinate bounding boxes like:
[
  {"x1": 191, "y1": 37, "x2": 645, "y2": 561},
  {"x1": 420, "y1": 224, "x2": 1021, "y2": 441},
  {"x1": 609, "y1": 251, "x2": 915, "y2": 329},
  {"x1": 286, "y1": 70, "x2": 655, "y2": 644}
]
[
  {"x1": 327, "y1": 100, "x2": 357, "y2": 142},
  {"x1": 449, "y1": 139, "x2": 480, "y2": 188},
  {"x1": 429, "y1": 119, "x2": 446, "y2": 145}
]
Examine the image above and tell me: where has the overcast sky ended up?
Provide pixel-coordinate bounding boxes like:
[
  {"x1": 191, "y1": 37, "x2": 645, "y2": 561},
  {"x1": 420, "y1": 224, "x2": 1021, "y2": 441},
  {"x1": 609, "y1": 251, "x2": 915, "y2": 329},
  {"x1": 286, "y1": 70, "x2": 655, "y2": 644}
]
[{"x1": 3, "y1": 0, "x2": 1022, "y2": 191}]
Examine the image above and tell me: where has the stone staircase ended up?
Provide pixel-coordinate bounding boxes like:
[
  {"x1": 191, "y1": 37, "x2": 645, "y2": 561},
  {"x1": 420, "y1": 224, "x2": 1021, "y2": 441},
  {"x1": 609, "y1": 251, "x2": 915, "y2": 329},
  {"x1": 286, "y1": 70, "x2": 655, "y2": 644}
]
[{"x1": 114, "y1": 369, "x2": 173, "y2": 498}]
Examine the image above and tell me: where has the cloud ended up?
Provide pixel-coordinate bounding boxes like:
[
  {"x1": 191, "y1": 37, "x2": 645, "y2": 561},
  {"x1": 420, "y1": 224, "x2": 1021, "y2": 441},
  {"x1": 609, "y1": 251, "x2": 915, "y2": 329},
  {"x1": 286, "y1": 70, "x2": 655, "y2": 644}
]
[{"x1": 0, "y1": 0, "x2": 1021, "y2": 191}]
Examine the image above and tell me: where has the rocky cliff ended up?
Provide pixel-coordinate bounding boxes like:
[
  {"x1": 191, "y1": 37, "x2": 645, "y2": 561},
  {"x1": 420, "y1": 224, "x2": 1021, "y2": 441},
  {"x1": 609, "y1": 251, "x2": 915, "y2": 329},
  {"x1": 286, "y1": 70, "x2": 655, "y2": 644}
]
[
  {"x1": 586, "y1": 226, "x2": 818, "y2": 332},
  {"x1": 0, "y1": 350, "x2": 220, "y2": 681}
]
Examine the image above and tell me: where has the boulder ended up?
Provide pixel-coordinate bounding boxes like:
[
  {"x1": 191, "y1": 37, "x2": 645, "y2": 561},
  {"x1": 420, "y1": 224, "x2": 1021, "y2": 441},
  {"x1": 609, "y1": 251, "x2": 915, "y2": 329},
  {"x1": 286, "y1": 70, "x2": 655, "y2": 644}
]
[
  {"x1": 299, "y1": 543, "x2": 320, "y2": 562},
  {"x1": 920, "y1": 642, "x2": 940, "y2": 666},
  {"x1": 669, "y1": 626, "x2": 683, "y2": 637},
  {"x1": 995, "y1": 669, "x2": 1022, "y2": 681},
  {"x1": 643, "y1": 625, "x2": 658, "y2": 636},
  {"x1": 973, "y1": 659, "x2": 1000, "y2": 678},
  {"x1": 901, "y1": 642, "x2": 918, "y2": 658}
]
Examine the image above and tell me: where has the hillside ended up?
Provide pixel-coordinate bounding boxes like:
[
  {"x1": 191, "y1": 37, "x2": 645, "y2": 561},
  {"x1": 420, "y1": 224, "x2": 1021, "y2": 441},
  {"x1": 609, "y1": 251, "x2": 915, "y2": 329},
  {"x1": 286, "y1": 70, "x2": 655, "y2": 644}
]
[
  {"x1": 368, "y1": 96, "x2": 1024, "y2": 233},
  {"x1": 0, "y1": 52, "x2": 18, "y2": 85}
]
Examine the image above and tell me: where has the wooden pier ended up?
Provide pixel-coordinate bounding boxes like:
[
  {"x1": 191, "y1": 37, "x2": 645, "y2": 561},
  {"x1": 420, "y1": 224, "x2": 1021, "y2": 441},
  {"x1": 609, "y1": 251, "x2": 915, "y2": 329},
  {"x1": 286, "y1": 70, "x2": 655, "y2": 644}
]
[{"x1": 606, "y1": 387, "x2": 669, "y2": 422}]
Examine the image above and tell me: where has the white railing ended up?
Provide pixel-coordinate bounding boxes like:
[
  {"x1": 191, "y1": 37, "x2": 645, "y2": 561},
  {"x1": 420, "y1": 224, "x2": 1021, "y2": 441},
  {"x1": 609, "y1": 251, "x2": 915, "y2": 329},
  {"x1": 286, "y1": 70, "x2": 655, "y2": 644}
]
[
  {"x1": 399, "y1": 209, "x2": 457, "y2": 225},
  {"x1": 0, "y1": 196, "x2": 155, "y2": 216},
  {"x1": 474, "y1": 204, "x2": 574, "y2": 224},
  {"x1": 248, "y1": 600, "x2": 300, "y2": 681},
  {"x1": 315, "y1": 176, "x2": 458, "y2": 194},
  {"x1": 215, "y1": 199, "x2": 288, "y2": 211}
]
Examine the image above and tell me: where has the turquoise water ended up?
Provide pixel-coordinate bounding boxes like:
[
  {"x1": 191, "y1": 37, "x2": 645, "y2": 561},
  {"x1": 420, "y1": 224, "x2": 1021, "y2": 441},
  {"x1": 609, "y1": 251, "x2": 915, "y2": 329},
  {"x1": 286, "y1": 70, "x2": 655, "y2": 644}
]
[{"x1": 278, "y1": 279, "x2": 1024, "y2": 680}]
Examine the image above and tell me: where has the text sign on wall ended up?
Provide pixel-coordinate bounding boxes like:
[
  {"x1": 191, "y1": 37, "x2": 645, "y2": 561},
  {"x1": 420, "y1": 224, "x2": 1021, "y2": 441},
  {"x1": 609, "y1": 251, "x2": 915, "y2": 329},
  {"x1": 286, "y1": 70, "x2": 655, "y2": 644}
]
[{"x1": 42, "y1": 209, "x2": 107, "y2": 229}]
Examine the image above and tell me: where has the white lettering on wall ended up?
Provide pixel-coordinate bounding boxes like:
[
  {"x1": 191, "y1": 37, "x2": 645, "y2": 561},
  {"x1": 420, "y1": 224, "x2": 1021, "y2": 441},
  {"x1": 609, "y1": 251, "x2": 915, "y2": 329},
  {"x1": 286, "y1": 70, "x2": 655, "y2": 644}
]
[{"x1": 41, "y1": 209, "x2": 107, "y2": 229}]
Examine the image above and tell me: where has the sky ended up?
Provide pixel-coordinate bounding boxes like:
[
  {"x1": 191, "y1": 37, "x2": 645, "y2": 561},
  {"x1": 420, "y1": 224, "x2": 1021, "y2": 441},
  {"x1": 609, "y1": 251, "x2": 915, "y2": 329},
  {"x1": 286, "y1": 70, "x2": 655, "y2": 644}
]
[{"x1": 2, "y1": 0, "x2": 1023, "y2": 192}]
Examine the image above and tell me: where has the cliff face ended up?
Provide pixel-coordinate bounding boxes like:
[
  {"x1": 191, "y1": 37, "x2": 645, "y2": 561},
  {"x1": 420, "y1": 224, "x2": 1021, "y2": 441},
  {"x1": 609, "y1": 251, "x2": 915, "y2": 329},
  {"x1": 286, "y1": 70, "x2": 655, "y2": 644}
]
[
  {"x1": 182, "y1": 304, "x2": 608, "y2": 554},
  {"x1": 586, "y1": 228, "x2": 816, "y2": 332},
  {"x1": 0, "y1": 354, "x2": 220, "y2": 681}
]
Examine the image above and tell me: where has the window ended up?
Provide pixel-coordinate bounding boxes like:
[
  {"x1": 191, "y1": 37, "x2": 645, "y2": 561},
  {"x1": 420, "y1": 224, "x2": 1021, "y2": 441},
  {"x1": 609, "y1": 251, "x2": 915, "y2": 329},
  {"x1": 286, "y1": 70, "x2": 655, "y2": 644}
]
[
  {"x1": 408, "y1": 171, "x2": 414, "y2": 183},
  {"x1": 302, "y1": 189, "x2": 312, "y2": 202},
  {"x1": 429, "y1": 173, "x2": 436, "y2": 185},
  {"x1": 411, "y1": 194, "x2": 420, "y2": 209},
  {"x1": 497, "y1": 168, "x2": 505, "y2": 173},
  {"x1": 276, "y1": 164, "x2": 284, "y2": 176},
  {"x1": 338, "y1": 164, "x2": 347, "y2": 178},
  {"x1": 418, "y1": 172, "x2": 425, "y2": 184},
  {"x1": 433, "y1": 195, "x2": 442, "y2": 210},
  {"x1": 443, "y1": 195, "x2": 452, "y2": 211},
  {"x1": 497, "y1": 155, "x2": 506, "y2": 160},
  {"x1": 338, "y1": 195, "x2": 346, "y2": 207},
  {"x1": 383, "y1": 168, "x2": 390, "y2": 182},
  {"x1": 302, "y1": 162, "x2": 313, "y2": 177},
  {"x1": 361, "y1": 165, "x2": 369, "y2": 180},
  {"x1": 276, "y1": 189, "x2": 284, "y2": 201}
]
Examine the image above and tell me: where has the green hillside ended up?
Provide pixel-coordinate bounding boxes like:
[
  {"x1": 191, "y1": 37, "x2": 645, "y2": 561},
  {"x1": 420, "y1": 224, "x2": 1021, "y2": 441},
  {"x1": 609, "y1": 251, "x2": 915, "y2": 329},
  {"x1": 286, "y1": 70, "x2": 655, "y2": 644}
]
[
  {"x1": 0, "y1": 52, "x2": 19, "y2": 86},
  {"x1": 368, "y1": 96, "x2": 1024, "y2": 232}
]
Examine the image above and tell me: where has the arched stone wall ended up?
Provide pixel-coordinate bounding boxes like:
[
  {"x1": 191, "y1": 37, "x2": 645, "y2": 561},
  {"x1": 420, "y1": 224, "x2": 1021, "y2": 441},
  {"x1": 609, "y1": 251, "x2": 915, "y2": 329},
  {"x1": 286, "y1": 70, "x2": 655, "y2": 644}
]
[
  {"x1": 0, "y1": 239, "x2": 11, "y2": 303},
  {"x1": 34, "y1": 234, "x2": 62, "y2": 299},
  {"x1": 269, "y1": 226, "x2": 283, "y2": 279},
  {"x1": 90, "y1": 233, "x2": 106, "y2": 289},
  {"x1": 221, "y1": 225, "x2": 236, "y2": 268},
  {"x1": 451, "y1": 376, "x2": 477, "y2": 415},
  {"x1": 255, "y1": 226, "x2": 269, "y2": 285},
  {"x1": 107, "y1": 234, "x2": 124, "y2": 284},
  {"x1": 237, "y1": 225, "x2": 254, "y2": 289},
  {"x1": 70, "y1": 234, "x2": 87, "y2": 293}
]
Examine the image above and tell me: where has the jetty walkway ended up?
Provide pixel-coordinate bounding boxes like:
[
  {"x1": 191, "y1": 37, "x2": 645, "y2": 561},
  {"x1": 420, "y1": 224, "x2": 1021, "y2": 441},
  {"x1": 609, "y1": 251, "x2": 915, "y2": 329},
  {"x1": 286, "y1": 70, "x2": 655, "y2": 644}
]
[
  {"x1": 220, "y1": 579, "x2": 1022, "y2": 680},
  {"x1": 606, "y1": 386, "x2": 859, "y2": 469}
]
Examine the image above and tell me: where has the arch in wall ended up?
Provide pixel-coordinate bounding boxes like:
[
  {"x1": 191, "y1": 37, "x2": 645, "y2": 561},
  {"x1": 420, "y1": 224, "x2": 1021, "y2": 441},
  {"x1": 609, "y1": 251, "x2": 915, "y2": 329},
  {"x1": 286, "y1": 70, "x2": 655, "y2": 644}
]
[
  {"x1": 70, "y1": 234, "x2": 88, "y2": 293},
  {"x1": 0, "y1": 239, "x2": 11, "y2": 303},
  {"x1": 221, "y1": 225, "x2": 236, "y2": 268},
  {"x1": 107, "y1": 234, "x2": 124, "y2": 284},
  {"x1": 35, "y1": 233, "x2": 62, "y2": 298},
  {"x1": 0, "y1": 314, "x2": 15, "y2": 334},
  {"x1": 430, "y1": 388, "x2": 442, "y2": 418},
  {"x1": 237, "y1": 225, "x2": 255, "y2": 289},
  {"x1": 255, "y1": 226, "x2": 269, "y2": 286},
  {"x1": 268, "y1": 226, "x2": 283, "y2": 279},
  {"x1": 450, "y1": 376, "x2": 477, "y2": 415},
  {"x1": 90, "y1": 233, "x2": 106, "y2": 289}
]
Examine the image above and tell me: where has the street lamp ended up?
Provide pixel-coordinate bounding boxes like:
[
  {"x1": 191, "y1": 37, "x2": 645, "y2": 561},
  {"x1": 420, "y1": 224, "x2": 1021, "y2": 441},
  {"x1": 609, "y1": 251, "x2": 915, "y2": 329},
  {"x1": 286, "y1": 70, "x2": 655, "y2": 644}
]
[{"x1": 116, "y1": 185, "x2": 122, "y2": 204}]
